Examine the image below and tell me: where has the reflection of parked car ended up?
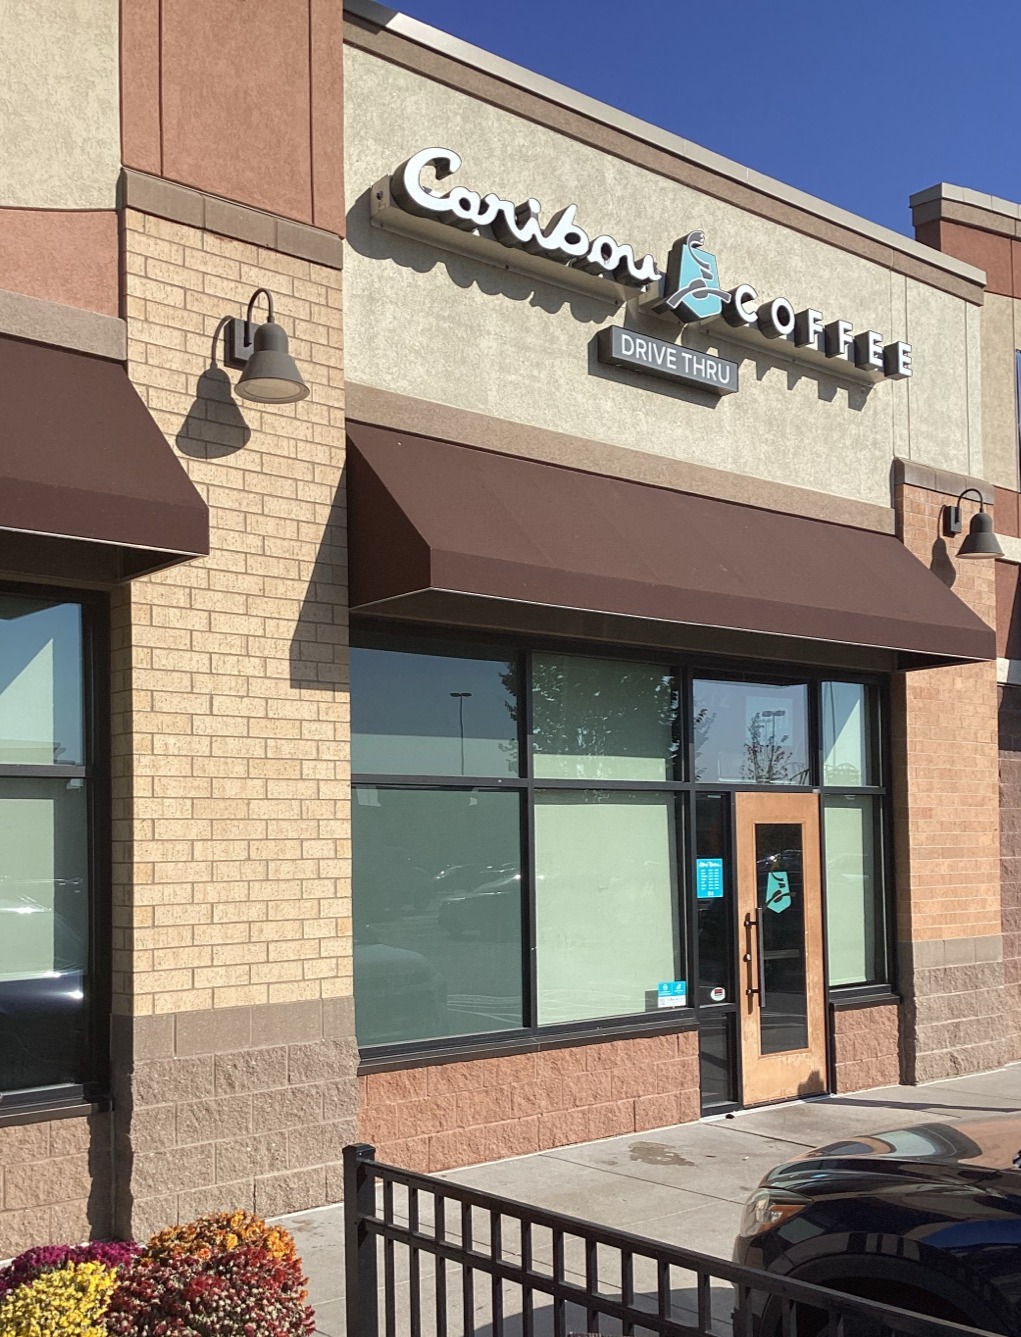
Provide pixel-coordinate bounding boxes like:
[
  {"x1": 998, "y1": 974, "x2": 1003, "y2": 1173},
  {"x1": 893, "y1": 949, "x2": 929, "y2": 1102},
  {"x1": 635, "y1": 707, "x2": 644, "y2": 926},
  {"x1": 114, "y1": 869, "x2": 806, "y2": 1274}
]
[
  {"x1": 734, "y1": 1114, "x2": 1021, "y2": 1335},
  {"x1": 438, "y1": 872, "x2": 520, "y2": 941},
  {"x1": 0, "y1": 879, "x2": 87, "y2": 974},
  {"x1": 353, "y1": 942, "x2": 447, "y2": 1045}
]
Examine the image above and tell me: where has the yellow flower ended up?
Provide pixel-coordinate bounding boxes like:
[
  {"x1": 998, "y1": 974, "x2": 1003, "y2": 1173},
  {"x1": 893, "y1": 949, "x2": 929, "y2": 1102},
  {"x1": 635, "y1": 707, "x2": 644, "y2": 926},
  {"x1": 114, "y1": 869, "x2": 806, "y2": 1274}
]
[{"x1": 0, "y1": 1260, "x2": 118, "y2": 1337}]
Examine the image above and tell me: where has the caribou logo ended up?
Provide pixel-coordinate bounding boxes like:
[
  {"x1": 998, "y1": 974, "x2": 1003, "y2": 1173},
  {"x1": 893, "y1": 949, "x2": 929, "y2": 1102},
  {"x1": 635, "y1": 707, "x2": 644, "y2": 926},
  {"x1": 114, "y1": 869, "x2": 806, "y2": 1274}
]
[{"x1": 660, "y1": 231, "x2": 731, "y2": 322}]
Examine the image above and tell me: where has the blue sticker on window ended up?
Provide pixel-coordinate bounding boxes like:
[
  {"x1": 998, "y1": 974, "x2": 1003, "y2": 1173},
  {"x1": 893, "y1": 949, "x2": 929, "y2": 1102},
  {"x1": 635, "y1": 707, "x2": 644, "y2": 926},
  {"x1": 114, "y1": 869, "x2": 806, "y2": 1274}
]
[
  {"x1": 657, "y1": 980, "x2": 687, "y2": 1009},
  {"x1": 696, "y1": 857, "x2": 724, "y2": 899}
]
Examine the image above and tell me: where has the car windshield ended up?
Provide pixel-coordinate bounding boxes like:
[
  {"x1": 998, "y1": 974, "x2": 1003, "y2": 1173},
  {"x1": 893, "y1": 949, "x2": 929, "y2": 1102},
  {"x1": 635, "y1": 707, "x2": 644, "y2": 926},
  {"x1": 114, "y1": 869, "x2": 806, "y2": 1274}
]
[{"x1": 816, "y1": 1118, "x2": 1021, "y2": 1170}]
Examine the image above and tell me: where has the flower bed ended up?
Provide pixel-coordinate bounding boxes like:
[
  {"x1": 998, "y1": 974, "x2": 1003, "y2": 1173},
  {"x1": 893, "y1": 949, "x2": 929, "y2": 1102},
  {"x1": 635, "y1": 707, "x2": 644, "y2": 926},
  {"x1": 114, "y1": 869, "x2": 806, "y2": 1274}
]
[{"x1": 0, "y1": 1211, "x2": 315, "y2": 1335}]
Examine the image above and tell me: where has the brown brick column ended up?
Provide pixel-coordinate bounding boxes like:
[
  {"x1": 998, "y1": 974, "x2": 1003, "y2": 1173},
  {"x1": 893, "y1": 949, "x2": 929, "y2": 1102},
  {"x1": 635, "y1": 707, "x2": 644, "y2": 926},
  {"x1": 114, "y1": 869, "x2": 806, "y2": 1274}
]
[
  {"x1": 111, "y1": 208, "x2": 356, "y2": 1234},
  {"x1": 892, "y1": 474, "x2": 1008, "y2": 1081},
  {"x1": 998, "y1": 683, "x2": 1021, "y2": 1061}
]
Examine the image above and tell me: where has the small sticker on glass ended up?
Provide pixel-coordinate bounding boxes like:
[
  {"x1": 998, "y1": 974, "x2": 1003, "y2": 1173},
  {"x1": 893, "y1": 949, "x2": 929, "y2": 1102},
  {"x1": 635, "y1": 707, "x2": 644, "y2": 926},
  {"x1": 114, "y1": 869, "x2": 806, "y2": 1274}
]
[
  {"x1": 657, "y1": 980, "x2": 687, "y2": 1009},
  {"x1": 709, "y1": 986, "x2": 726, "y2": 1003}
]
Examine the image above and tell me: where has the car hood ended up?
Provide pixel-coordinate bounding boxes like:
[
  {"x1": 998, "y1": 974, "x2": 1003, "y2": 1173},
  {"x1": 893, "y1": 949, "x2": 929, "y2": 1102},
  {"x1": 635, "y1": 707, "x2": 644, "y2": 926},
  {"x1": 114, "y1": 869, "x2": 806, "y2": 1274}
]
[{"x1": 795, "y1": 1116, "x2": 1021, "y2": 1173}]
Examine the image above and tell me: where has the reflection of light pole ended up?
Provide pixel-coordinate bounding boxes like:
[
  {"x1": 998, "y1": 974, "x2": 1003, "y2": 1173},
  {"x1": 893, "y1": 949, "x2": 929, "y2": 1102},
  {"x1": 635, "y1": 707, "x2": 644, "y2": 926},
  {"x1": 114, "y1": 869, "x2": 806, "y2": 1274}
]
[
  {"x1": 761, "y1": 709, "x2": 785, "y2": 779},
  {"x1": 450, "y1": 692, "x2": 472, "y2": 774}
]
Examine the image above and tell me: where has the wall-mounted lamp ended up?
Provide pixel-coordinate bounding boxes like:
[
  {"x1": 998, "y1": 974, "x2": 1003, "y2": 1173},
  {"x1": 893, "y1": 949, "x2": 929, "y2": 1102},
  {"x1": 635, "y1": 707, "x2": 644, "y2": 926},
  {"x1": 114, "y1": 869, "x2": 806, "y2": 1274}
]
[
  {"x1": 224, "y1": 288, "x2": 310, "y2": 404},
  {"x1": 942, "y1": 487, "x2": 1003, "y2": 560}
]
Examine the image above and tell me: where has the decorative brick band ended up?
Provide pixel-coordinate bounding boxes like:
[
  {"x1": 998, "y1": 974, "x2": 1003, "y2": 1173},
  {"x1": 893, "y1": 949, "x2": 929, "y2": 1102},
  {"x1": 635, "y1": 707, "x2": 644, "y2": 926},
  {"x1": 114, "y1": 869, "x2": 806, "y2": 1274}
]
[
  {"x1": 359, "y1": 1031, "x2": 701, "y2": 1174},
  {"x1": 120, "y1": 170, "x2": 343, "y2": 269},
  {"x1": 892, "y1": 457, "x2": 993, "y2": 504},
  {"x1": 831, "y1": 1000, "x2": 900, "y2": 1093}
]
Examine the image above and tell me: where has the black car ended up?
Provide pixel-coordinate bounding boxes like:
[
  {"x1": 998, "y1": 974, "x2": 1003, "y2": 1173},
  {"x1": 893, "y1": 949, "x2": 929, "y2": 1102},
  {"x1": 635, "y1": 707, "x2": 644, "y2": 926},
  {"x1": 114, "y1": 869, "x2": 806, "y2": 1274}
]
[{"x1": 733, "y1": 1116, "x2": 1021, "y2": 1335}]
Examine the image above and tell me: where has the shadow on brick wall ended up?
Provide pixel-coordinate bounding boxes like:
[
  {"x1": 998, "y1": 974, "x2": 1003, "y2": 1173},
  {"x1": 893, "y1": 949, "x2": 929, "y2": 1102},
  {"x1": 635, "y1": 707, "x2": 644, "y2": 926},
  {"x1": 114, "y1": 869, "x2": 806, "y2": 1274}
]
[
  {"x1": 290, "y1": 467, "x2": 348, "y2": 693},
  {"x1": 176, "y1": 321, "x2": 250, "y2": 460}
]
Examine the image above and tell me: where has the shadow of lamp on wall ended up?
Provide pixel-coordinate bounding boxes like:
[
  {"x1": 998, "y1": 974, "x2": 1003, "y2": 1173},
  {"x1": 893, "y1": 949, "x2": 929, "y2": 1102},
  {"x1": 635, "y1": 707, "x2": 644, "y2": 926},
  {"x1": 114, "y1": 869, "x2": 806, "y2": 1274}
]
[{"x1": 942, "y1": 487, "x2": 1004, "y2": 560}]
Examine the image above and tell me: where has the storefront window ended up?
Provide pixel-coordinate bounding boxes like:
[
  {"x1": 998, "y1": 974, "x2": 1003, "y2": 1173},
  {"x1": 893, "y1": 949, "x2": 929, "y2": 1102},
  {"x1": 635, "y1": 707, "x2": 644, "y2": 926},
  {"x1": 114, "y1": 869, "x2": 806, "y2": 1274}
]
[
  {"x1": 0, "y1": 594, "x2": 93, "y2": 1097},
  {"x1": 822, "y1": 682, "x2": 874, "y2": 786},
  {"x1": 693, "y1": 679, "x2": 810, "y2": 784},
  {"x1": 532, "y1": 653, "x2": 677, "y2": 780},
  {"x1": 0, "y1": 597, "x2": 83, "y2": 765},
  {"x1": 350, "y1": 639, "x2": 891, "y2": 1054},
  {"x1": 823, "y1": 795, "x2": 884, "y2": 986},
  {"x1": 534, "y1": 790, "x2": 680, "y2": 1024},
  {"x1": 352, "y1": 787, "x2": 523, "y2": 1046},
  {"x1": 350, "y1": 645, "x2": 520, "y2": 777}
]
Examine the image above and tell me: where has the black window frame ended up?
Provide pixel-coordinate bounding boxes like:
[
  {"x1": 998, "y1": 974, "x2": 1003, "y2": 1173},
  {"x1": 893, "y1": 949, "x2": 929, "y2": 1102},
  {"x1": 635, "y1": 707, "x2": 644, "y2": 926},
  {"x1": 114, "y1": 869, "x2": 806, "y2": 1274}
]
[
  {"x1": 0, "y1": 580, "x2": 109, "y2": 1113},
  {"x1": 352, "y1": 623, "x2": 894, "y2": 1068}
]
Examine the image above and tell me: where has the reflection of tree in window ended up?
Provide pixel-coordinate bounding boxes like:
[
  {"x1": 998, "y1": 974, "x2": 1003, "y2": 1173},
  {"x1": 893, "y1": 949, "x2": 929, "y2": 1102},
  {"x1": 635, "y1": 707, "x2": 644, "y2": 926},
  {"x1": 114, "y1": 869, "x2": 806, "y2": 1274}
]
[
  {"x1": 520, "y1": 657, "x2": 678, "y2": 771},
  {"x1": 743, "y1": 710, "x2": 798, "y2": 784},
  {"x1": 693, "y1": 704, "x2": 716, "y2": 780}
]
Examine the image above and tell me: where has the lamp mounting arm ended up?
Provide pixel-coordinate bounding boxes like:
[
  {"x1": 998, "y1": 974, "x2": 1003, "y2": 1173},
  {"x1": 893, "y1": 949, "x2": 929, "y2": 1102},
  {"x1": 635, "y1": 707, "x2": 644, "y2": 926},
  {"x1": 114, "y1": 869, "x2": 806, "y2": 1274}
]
[
  {"x1": 943, "y1": 486, "x2": 989, "y2": 537},
  {"x1": 225, "y1": 288, "x2": 278, "y2": 369},
  {"x1": 244, "y1": 288, "x2": 275, "y2": 341}
]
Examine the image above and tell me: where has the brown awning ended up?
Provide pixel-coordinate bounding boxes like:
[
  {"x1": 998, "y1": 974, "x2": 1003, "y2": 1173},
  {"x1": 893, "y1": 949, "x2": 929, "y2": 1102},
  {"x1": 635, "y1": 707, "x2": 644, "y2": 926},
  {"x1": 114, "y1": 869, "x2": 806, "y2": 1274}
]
[
  {"x1": 347, "y1": 422, "x2": 995, "y2": 671},
  {"x1": 0, "y1": 335, "x2": 209, "y2": 580}
]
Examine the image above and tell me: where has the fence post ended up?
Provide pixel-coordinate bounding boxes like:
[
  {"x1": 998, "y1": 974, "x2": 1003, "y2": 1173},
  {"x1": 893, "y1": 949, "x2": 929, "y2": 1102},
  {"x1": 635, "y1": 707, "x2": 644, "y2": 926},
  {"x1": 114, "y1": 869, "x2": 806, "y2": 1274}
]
[{"x1": 345, "y1": 1143, "x2": 379, "y2": 1337}]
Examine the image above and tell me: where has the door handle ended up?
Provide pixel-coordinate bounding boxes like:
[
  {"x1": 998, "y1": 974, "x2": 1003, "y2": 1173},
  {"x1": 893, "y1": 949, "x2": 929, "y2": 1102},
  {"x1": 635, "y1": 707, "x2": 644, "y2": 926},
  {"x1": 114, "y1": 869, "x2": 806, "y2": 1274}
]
[{"x1": 744, "y1": 911, "x2": 766, "y2": 1007}]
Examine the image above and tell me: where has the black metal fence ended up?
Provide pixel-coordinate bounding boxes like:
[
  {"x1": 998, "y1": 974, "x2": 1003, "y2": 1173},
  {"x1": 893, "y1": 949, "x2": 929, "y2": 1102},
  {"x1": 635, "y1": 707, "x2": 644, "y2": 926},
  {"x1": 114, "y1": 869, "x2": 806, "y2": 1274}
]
[{"x1": 343, "y1": 1143, "x2": 996, "y2": 1337}]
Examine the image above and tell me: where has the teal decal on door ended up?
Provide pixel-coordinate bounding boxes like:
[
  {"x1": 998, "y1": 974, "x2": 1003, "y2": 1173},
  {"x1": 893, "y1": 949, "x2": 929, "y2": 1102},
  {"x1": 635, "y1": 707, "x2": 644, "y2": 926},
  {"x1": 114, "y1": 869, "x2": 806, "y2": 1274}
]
[{"x1": 765, "y1": 870, "x2": 792, "y2": 913}]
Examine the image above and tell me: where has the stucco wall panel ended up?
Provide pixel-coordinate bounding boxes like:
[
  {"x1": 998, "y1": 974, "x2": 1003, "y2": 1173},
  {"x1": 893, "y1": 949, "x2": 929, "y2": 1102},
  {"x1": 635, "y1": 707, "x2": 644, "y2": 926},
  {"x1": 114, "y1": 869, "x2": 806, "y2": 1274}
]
[
  {"x1": 160, "y1": 0, "x2": 314, "y2": 224},
  {"x1": 981, "y1": 293, "x2": 1019, "y2": 491},
  {"x1": 0, "y1": 0, "x2": 119, "y2": 209},
  {"x1": 120, "y1": 0, "x2": 162, "y2": 177},
  {"x1": 0, "y1": 209, "x2": 119, "y2": 316},
  {"x1": 344, "y1": 47, "x2": 976, "y2": 510}
]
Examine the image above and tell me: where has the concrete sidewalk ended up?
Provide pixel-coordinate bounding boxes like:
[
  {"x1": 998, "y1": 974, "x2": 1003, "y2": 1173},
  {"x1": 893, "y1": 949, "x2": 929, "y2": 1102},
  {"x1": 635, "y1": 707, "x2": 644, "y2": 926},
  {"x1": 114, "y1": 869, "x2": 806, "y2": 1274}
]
[{"x1": 284, "y1": 1064, "x2": 1021, "y2": 1335}]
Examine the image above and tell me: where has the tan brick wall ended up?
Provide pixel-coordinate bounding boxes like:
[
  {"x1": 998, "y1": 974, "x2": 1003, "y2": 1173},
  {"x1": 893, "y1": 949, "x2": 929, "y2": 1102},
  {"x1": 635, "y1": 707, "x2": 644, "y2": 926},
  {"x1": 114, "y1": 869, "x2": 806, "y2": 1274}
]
[
  {"x1": 892, "y1": 482, "x2": 1008, "y2": 1079},
  {"x1": 359, "y1": 1031, "x2": 700, "y2": 1174},
  {"x1": 110, "y1": 209, "x2": 353, "y2": 1232},
  {"x1": 0, "y1": 1114, "x2": 112, "y2": 1257},
  {"x1": 831, "y1": 1002, "x2": 900, "y2": 1093}
]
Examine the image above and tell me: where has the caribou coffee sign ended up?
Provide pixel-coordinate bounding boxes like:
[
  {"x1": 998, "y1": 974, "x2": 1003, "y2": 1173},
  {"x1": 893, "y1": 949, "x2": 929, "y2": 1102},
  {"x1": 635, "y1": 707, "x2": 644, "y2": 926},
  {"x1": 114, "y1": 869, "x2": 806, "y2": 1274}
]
[
  {"x1": 390, "y1": 149, "x2": 913, "y2": 383},
  {"x1": 392, "y1": 147, "x2": 661, "y2": 289}
]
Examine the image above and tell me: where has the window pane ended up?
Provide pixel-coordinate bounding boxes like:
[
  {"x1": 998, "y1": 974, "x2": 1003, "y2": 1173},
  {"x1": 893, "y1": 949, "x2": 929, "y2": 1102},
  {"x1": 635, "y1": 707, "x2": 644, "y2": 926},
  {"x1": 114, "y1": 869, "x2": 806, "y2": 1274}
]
[
  {"x1": 353, "y1": 788, "x2": 522, "y2": 1046},
  {"x1": 824, "y1": 796, "x2": 884, "y2": 985},
  {"x1": 351, "y1": 647, "x2": 519, "y2": 777},
  {"x1": 0, "y1": 778, "x2": 89, "y2": 1092},
  {"x1": 695, "y1": 793, "x2": 733, "y2": 1007},
  {"x1": 822, "y1": 683, "x2": 873, "y2": 787},
  {"x1": 535, "y1": 791, "x2": 681, "y2": 1024},
  {"x1": 0, "y1": 597, "x2": 83, "y2": 766},
  {"x1": 532, "y1": 653, "x2": 677, "y2": 780},
  {"x1": 693, "y1": 679, "x2": 810, "y2": 785}
]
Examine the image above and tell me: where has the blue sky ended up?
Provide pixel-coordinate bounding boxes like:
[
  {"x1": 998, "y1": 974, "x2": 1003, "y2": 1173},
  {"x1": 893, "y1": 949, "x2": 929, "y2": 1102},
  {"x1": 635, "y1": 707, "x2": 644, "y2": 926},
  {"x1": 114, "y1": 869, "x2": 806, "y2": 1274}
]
[{"x1": 391, "y1": 1, "x2": 1017, "y2": 236}]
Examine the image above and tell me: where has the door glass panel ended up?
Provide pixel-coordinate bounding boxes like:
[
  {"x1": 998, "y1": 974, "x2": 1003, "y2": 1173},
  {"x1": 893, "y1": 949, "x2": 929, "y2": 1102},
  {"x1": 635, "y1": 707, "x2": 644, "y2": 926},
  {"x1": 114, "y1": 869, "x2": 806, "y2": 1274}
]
[
  {"x1": 693, "y1": 680, "x2": 810, "y2": 785},
  {"x1": 695, "y1": 793, "x2": 733, "y2": 1007},
  {"x1": 755, "y1": 822, "x2": 808, "y2": 1054}
]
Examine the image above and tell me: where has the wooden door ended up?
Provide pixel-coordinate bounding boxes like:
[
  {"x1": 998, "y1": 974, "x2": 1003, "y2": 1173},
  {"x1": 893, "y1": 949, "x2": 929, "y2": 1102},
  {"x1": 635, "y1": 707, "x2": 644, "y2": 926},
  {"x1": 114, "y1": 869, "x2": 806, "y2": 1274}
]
[{"x1": 735, "y1": 792, "x2": 826, "y2": 1105}]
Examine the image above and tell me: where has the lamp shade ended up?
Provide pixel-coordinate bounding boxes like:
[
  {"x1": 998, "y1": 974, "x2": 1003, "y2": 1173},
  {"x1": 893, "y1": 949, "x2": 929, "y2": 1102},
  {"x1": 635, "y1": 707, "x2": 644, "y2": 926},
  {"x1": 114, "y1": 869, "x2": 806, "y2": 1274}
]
[
  {"x1": 958, "y1": 508, "x2": 1003, "y2": 559},
  {"x1": 235, "y1": 320, "x2": 309, "y2": 404}
]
